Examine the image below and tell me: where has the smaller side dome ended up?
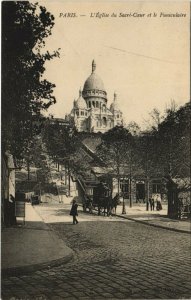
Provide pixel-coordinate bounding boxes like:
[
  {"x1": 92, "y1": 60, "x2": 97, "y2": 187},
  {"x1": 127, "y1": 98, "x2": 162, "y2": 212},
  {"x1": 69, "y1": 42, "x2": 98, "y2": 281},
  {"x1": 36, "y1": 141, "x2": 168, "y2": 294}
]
[
  {"x1": 110, "y1": 92, "x2": 120, "y2": 112},
  {"x1": 75, "y1": 88, "x2": 87, "y2": 110}
]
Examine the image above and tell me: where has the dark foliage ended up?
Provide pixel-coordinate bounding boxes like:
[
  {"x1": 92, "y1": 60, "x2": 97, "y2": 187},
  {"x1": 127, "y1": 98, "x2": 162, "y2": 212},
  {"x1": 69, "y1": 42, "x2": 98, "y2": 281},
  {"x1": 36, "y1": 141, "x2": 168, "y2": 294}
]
[
  {"x1": 138, "y1": 102, "x2": 190, "y2": 180},
  {"x1": 96, "y1": 126, "x2": 134, "y2": 175},
  {"x1": 2, "y1": 1, "x2": 59, "y2": 158}
]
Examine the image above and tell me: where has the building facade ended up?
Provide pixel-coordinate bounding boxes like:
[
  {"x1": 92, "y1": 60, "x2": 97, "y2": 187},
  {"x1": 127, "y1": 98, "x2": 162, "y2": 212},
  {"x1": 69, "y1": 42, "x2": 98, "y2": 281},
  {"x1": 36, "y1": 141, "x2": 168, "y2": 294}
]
[{"x1": 68, "y1": 60, "x2": 123, "y2": 133}]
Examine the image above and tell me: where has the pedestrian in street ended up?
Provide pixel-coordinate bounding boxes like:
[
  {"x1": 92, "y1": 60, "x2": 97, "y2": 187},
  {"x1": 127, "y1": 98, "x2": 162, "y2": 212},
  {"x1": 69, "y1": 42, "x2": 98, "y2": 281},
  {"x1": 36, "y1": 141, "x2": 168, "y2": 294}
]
[
  {"x1": 70, "y1": 199, "x2": 79, "y2": 224},
  {"x1": 151, "y1": 198, "x2": 155, "y2": 211},
  {"x1": 156, "y1": 194, "x2": 162, "y2": 211},
  {"x1": 146, "y1": 198, "x2": 152, "y2": 211},
  {"x1": 149, "y1": 198, "x2": 152, "y2": 210}
]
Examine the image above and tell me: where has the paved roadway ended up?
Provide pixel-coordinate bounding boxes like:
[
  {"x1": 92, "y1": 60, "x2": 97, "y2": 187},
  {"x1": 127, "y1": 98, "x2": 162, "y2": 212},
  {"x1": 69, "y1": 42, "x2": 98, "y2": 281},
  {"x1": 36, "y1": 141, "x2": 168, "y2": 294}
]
[{"x1": 2, "y1": 201, "x2": 191, "y2": 300}]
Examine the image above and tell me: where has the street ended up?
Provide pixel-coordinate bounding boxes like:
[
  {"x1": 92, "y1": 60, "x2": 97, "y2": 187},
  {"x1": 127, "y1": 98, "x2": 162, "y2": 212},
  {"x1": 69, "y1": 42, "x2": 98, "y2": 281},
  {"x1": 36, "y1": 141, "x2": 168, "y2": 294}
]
[{"x1": 2, "y1": 200, "x2": 191, "y2": 300}]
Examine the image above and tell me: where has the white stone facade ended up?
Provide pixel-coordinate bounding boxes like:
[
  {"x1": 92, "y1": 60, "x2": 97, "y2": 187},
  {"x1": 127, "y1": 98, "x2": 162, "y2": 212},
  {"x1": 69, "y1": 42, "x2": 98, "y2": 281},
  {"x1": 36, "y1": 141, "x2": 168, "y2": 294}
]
[{"x1": 68, "y1": 60, "x2": 123, "y2": 133}]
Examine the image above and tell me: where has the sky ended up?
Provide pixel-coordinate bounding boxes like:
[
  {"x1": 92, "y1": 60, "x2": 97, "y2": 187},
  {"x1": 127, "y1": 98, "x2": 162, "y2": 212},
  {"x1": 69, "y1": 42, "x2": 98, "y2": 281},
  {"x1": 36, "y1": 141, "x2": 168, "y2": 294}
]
[{"x1": 39, "y1": 1, "x2": 190, "y2": 128}]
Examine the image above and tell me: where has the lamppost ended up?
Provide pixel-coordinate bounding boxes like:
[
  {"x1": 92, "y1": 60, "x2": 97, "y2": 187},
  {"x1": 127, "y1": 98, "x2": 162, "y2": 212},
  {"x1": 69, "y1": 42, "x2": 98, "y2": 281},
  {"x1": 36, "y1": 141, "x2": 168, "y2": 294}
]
[
  {"x1": 129, "y1": 150, "x2": 132, "y2": 208},
  {"x1": 121, "y1": 179, "x2": 126, "y2": 214},
  {"x1": 39, "y1": 182, "x2": 41, "y2": 202}
]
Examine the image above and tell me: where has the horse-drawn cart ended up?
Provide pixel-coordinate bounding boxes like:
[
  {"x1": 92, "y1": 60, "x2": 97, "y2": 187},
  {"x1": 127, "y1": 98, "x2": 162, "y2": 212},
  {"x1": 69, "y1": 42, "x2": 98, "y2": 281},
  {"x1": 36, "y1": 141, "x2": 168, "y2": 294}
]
[{"x1": 83, "y1": 182, "x2": 120, "y2": 216}]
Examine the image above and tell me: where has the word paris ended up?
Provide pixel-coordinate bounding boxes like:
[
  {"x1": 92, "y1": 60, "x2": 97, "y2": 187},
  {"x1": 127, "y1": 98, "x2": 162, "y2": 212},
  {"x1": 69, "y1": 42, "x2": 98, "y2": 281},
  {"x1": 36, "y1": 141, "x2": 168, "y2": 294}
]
[{"x1": 59, "y1": 12, "x2": 186, "y2": 18}]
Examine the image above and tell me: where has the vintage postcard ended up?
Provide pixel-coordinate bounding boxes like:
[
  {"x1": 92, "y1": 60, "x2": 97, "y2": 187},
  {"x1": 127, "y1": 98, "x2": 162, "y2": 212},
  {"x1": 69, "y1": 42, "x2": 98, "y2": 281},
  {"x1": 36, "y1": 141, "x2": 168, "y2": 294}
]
[{"x1": 1, "y1": 1, "x2": 190, "y2": 299}]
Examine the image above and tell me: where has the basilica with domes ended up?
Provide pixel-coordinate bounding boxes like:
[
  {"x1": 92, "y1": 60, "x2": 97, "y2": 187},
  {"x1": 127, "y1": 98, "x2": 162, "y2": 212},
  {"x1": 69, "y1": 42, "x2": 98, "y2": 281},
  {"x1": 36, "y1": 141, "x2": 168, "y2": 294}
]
[{"x1": 67, "y1": 60, "x2": 123, "y2": 133}]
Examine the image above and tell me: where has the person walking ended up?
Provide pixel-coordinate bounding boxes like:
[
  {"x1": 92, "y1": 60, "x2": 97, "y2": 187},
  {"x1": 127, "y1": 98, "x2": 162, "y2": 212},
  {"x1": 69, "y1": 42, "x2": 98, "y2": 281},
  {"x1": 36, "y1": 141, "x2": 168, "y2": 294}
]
[
  {"x1": 151, "y1": 198, "x2": 155, "y2": 211},
  {"x1": 156, "y1": 194, "x2": 162, "y2": 211},
  {"x1": 149, "y1": 198, "x2": 152, "y2": 210},
  {"x1": 70, "y1": 199, "x2": 79, "y2": 224}
]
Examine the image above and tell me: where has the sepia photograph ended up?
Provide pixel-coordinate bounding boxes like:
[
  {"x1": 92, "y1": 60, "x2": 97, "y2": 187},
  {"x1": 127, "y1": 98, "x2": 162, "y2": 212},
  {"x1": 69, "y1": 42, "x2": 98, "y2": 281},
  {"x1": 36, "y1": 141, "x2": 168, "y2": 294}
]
[{"x1": 1, "y1": 1, "x2": 191, "y2": 299}]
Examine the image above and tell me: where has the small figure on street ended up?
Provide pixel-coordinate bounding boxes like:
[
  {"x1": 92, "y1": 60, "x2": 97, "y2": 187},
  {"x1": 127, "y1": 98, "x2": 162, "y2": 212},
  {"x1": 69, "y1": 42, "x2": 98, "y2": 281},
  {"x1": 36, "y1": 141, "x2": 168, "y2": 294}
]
[
  {"x1": 87, "y1": 197, "x2": 93, "y2": 214},
  {"x1": 156, "y1": 194, "x2": 162, "y2": 211},
  {"x1": 151, "y1": 198, "x2": 155, "y2": 211},
  {"x1": 136, "y1": 191, "x2": 140, "y2": 203},
  {"x1": 146, "y1": 198, "x2": 152, "y2": 211},
  {"x1": 149, "y1": 198, "x2": 152, "y2": 210},
  {"x1": 70, "y1": 199, "x2": 79, "y2": 224}
]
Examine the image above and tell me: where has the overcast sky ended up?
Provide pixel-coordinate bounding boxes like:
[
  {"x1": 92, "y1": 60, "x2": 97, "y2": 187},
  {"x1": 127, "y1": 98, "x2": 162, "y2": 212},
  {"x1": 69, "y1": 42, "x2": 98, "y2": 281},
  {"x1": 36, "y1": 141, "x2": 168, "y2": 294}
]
[{"x1": 39, "y1": 1, "x2": 190, "y2": 128}]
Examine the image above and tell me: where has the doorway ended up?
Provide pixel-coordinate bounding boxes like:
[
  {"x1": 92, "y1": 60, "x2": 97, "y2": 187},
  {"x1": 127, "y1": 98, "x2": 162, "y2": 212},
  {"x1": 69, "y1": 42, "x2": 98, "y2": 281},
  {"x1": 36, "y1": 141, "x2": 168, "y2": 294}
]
[{"x1": 136, "y1": 183, "x2": 145, "y2": 203}]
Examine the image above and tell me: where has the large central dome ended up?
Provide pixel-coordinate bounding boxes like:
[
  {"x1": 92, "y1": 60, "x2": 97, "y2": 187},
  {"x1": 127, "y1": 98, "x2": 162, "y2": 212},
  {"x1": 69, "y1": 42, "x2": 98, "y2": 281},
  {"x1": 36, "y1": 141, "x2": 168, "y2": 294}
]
[
  {"x1": 83, "y1": 60, "x2": 105, "y2": 92},
  {"x1": 83, "y1": 72, "x2": 105, "y2": 91},
  {"x1": 82, "y1": 60, "x2": 107, "y2": 101}
]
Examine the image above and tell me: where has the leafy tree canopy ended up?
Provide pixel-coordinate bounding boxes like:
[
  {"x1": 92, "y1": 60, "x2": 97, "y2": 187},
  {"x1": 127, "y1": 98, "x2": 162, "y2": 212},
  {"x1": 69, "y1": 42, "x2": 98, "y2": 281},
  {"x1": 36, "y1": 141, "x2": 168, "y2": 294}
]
[
  {"x1": 42, "y1": 120, "x2": 79, "y2": 160},
  {"x1": 156, "y1": 102, "x2": 190, "y2": 178},
  {"x1": 126, "y1": 121, "x2": 141, "y2": 136},
  {"x1": 2, "y1": 1, "x2": 59, "y2": 158},
  {"x1": 96, "y1": 126, "x2": 134, "y2": 173}
]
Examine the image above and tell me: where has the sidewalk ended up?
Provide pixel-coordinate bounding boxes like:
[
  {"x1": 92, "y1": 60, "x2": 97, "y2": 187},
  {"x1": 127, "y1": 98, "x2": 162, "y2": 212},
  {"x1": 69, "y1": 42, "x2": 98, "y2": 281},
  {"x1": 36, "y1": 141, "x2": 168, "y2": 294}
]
[
  {"x1": 1, "y1": 203, "x2": 73, "y2": 276},
  {"x1": 115, "y1": 204, "x2": 191, "y2": 234}
]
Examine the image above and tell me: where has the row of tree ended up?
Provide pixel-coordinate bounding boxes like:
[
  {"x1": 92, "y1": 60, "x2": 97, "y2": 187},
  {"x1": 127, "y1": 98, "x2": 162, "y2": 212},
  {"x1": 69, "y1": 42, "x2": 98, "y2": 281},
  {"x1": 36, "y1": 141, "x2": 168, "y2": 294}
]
[
  {"x1": 42, "y1": 102, "x2": 190, "y2": 203},
  {"x1": 96, "y1": 102, "x2": 190, "y2": 200}
]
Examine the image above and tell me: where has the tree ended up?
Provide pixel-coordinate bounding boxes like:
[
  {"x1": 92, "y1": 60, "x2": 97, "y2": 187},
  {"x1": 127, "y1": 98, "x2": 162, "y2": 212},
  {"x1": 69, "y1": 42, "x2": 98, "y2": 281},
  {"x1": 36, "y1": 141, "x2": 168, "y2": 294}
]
[
  {"x1": 138, "y1": 102, "x2": 190, "y2": 204},
  {"x1": 143, "y1": 107, "x2": 163, "y2": 131},
  {"x1": 42, "y1": 120, "x2": 79, "y2": 162},
  {"x1": 2, "y1": 1, "x2": 59, "y2": 159},
  {"x1": 96, "y1": 126, "x2": 134, "y2": 204},
  {"x1": 136, "y1": 131, "x2": 160, "y2": 202},
  {"x1": 156, "y1": 102, "x2": 190, "y2": 179},
  {"x1": 126, "y1": 121, "x2": 141, "y2": 136},
  {"x1": 42, "y1": 120, "x2": 91, "y2": 195}
]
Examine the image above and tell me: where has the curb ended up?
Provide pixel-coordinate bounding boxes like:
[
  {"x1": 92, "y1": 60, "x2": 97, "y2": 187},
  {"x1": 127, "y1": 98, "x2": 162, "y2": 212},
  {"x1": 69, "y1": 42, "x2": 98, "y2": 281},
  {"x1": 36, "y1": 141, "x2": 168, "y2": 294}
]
[
  {"x1": 115, "y1": 214, "x2": 191, "y2": 234},
  {"x1": 80, "y1": 204, "x2": 191, "y2": 234},
  {"x1": 1, "y1": 250, "x2": 73, "y2": 277}
]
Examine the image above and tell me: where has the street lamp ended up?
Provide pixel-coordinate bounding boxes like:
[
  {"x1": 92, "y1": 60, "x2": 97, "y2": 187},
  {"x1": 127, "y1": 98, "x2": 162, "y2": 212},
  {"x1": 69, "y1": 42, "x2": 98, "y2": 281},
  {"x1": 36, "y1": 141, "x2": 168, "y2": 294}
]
[{"x1": 121, "y1": 179, "x2": 126, "y2": 214}]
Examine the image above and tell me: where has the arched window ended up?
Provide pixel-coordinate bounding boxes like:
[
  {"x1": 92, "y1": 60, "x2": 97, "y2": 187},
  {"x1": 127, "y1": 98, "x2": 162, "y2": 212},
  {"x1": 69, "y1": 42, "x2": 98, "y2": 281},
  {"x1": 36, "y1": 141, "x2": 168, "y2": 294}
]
[
  {"x1": 81, "y1": 111, "x2": 84, "y2": 116},
  {"x1": 89, "y1": 102, "x2": 91, "y2": 108},
  {"x1": 76, "y1": 111, "x2": 79, "y2": 116},
  {"x1": 96, "y1": 101, "x2": 99, "y2": 108},
  {"x1": 92, "y1": 101, "x2": 95, "y2": 108},
  {"x1": 102, "y1": 117, "x2": 107, "y2": 127}
]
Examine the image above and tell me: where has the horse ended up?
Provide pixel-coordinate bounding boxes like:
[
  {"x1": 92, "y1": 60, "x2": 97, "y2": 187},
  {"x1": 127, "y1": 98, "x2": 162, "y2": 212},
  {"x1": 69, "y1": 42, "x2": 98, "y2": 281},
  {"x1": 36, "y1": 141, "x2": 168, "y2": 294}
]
[
  {"x1": 93, "y1": 182, "x2": 112, "y2": 217},
  {"x1": 97, "y1": 193, "x2": 120, "y2": 216},
  {"x1": 97, "y1": 195, "x2": 113, "y2": 216}
]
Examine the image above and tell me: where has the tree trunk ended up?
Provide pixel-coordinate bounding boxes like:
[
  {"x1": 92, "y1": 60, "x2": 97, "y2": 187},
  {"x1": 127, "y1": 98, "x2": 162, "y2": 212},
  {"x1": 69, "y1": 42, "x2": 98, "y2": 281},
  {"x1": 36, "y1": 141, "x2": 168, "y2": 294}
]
[
  {"x1": 68, "y1": 162, "x2": 71, "y2": 196},
  {"x1": 27, "y1": 160, "x2": 30, "y2": 181}
]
